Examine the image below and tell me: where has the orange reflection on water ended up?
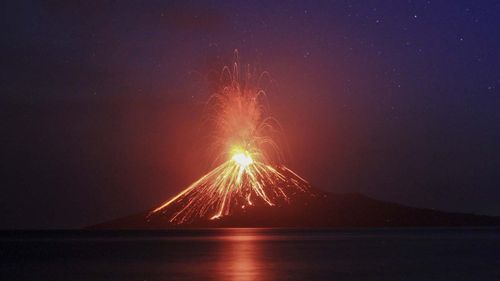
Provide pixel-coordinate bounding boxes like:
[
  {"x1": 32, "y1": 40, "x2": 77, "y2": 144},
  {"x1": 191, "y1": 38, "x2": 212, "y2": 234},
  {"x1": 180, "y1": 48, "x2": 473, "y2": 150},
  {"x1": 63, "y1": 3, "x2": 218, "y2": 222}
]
[{"x1": 214, "y1": 228, "x2": 272, "y2": 281}]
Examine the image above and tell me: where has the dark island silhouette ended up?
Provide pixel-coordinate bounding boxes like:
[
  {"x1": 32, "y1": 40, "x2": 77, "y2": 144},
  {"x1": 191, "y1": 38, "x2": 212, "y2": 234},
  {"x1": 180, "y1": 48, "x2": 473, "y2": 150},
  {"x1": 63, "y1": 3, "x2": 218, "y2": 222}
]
[{"x1": 89, "y1": 187, "x2": 500, "y2": 229}]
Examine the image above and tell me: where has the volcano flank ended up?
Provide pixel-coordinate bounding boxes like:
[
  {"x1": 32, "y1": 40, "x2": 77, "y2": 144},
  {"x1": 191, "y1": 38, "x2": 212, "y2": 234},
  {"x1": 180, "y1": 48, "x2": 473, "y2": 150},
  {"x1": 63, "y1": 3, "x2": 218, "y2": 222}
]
[{"x1": 90, "y1": 187, "x2": 500, "y2": 229}]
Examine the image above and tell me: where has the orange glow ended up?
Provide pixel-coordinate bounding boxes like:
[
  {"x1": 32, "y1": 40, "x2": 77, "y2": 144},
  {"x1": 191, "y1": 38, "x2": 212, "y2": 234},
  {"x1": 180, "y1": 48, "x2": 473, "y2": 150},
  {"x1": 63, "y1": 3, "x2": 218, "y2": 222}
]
[
  {"x1": 149, "y1": 51, "x2": 311, "y2": 224},
  {"x1": 214, "y1": 229, "x2": 269, "y2": 281}
]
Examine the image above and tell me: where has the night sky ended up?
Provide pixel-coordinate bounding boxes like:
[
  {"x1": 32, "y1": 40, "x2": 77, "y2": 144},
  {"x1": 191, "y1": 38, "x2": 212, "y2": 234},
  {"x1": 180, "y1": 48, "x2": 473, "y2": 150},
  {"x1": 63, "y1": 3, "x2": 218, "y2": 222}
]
[{"x1": 1, "y1": 0, "x2": 499, "y2": 228}]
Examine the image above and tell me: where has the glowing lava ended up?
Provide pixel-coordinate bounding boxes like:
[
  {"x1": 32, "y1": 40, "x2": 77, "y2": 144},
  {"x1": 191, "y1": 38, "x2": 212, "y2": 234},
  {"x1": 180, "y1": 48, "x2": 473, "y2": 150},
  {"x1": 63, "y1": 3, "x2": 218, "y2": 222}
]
[{"x1": 148, "y1": 51, "x2": 312, "y2": 224}]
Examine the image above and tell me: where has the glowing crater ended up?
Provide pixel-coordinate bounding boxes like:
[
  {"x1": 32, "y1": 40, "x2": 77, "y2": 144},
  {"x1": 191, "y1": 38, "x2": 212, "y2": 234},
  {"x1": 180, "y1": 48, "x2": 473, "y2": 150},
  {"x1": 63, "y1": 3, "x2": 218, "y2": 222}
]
[{"x1": 231, "y1": 151, "x2": 253, "y2": 167}]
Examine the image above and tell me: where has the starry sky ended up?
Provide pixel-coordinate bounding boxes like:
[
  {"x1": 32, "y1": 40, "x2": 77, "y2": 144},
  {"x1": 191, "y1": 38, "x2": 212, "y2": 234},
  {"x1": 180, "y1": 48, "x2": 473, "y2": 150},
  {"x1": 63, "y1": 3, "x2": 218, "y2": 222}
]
[{"x1": 1, "y1": 0, "x2": 499, "y2": 228}]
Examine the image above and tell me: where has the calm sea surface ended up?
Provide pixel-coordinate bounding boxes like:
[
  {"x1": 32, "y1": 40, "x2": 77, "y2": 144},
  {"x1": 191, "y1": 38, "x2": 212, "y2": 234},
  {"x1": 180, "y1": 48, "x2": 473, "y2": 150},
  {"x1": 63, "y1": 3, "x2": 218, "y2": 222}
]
[{"x1": 1, "y1": 228, "x2": 500, "y2": 281}]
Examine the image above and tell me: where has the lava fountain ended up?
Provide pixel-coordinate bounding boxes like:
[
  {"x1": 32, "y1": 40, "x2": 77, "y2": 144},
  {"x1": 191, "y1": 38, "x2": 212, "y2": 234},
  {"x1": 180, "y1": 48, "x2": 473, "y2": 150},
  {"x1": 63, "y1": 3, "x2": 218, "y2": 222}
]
[{"x1": 149, "y1": 52, "x2": 312, "y2": 224}]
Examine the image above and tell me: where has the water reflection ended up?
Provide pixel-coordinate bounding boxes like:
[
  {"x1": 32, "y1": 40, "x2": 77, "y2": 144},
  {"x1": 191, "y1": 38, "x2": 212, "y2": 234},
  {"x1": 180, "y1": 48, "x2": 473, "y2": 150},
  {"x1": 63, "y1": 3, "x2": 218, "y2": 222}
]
[
  {"x1": 214, "y1": 229, "x2": 272, "y2": 281},
  {"x1": 3, "y1": 229, "x2": 498, "y2": 281}
]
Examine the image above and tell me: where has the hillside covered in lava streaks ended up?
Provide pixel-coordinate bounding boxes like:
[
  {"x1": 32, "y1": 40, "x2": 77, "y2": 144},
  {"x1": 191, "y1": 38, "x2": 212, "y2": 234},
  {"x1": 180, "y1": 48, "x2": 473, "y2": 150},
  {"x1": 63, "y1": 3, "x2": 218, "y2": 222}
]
[
  {"x1": 147, "y1": 164, "x2": 314, "y2": 224},
  {"x1": 89, "y1": 189, "x2": 500, "y2": 229}
]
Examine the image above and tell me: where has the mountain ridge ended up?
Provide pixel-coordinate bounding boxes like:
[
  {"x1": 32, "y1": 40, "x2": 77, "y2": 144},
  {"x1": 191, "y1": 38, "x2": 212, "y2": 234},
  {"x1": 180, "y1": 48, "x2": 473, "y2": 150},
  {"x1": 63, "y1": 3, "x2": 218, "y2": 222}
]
[{"x1": 88, "y1": 190, "x2": 500, "y2": 229}]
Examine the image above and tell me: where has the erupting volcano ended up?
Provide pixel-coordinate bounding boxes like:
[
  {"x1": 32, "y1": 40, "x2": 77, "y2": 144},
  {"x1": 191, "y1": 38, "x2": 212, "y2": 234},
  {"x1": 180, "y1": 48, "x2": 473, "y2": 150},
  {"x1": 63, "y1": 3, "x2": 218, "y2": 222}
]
[
  {"x1": 147, "y1": 52, "x2": 314, "y2": 225},
  {"x1": 90, "y1": 54, "x2": 500, "y2": 230}
]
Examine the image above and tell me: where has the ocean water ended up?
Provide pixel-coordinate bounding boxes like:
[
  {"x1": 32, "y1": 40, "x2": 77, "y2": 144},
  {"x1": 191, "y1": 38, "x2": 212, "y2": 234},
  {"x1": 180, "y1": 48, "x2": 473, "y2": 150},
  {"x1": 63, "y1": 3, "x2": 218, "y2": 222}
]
[{"x1": 1, "y1": 228, "x2": 500, "y2": 281}]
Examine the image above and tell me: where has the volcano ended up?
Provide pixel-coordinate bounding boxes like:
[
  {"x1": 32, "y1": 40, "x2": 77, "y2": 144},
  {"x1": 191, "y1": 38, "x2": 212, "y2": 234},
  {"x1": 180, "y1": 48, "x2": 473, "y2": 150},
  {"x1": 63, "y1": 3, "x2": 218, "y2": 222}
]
[
  {"x1": 126, "y1": 53, "x2": 327, "y2": 227},
  {"x1": 89, "y1": 53, "x2": 500, "y2": 229}
]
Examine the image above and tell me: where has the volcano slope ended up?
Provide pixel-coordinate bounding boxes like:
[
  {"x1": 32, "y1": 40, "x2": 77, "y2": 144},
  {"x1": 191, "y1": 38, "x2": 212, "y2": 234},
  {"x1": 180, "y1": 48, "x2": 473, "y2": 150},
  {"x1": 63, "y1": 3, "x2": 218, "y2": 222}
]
[{"x1": 89, "y1": 187, "x2": 500, "y2": 229}]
